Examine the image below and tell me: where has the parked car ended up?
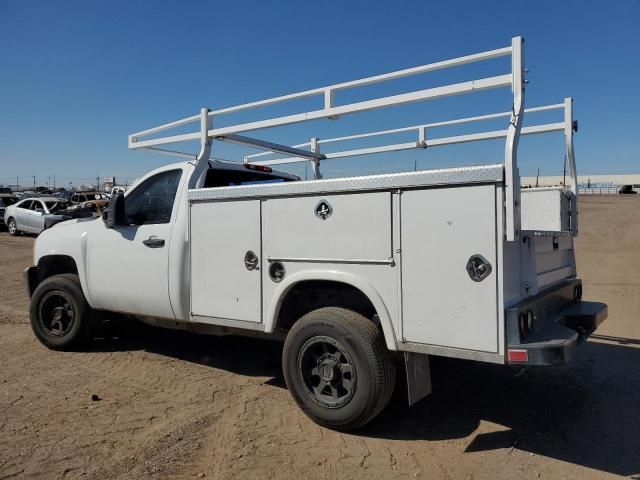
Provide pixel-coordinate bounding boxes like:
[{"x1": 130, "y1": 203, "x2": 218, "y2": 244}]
[
  {"x1": 56, "y1": 191, "x2": 102, "y2": 204},
  {"x1": 71, "y1": 199, "x2": 109, "y2": 217},
  {"x1": 0, "y1": 187, "x2": 12, "y2": 194},
  {"x1": 3, "y1": 197, "x2": 91, "y2": 236},
  {"x1": 618, "y1": 185, "x2": 638, "y2": 194},
  {"x1": 0, "y1": 194, "x2": 20, "y2": 227}
]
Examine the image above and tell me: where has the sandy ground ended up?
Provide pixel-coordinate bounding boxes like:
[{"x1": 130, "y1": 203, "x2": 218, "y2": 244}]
[{"x1": 1, "y1": 195, "x2": 639, "y2": 480}]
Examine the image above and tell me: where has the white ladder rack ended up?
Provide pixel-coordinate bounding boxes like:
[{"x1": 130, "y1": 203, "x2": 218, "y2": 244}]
[{"x1": 128, "y1": 36, "x2": 577, "y2": 241}]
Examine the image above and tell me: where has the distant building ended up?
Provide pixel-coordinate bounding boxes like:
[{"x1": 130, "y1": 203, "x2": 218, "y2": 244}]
[
  {"x1": 521, "y1": 174, "x2": 640, "y2": 189},
  {"x1": 103, "y1": 176, "x2": 116, "y2": 192}
]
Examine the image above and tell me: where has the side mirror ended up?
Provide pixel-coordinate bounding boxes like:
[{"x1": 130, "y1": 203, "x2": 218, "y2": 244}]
[
  {"x1": 35, "y1": 208, "x2": 44, "y2": 214},
  {"x1": 103, "y1": 192, "x2": 125, "y2": 228}
]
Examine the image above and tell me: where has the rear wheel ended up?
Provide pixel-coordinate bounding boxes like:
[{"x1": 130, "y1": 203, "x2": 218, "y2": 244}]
[
  {"x1": 282, "y1": 307, "x2": 395, "y2": 431},
  {"x1": 7, "y1": 217, "x2": 18, "y2": 236},
  {"x1": 29, "y1": 274, "x2": 92, "y2": 350}
]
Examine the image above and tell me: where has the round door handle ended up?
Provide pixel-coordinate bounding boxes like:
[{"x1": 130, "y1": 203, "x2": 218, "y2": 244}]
[{"x1": 244, "y1": 250, "x2": 259, "y2": 271}]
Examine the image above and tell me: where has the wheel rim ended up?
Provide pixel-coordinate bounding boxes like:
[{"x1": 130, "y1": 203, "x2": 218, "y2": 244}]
[
  {"x1": 297, "y1": 336, "x2": 357, "y2": 408},
  {"x1": 38, "y1": 290, "x2": 75, "y2": 337},
  {"x1": 8, "y1": 220, "x2": 16, "y2": 234}
]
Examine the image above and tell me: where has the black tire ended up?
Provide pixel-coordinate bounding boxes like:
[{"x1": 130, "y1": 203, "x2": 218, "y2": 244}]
[
  {"x1": 282, "y1": 307, "x2": 396, "y2": 431},
  {"x1": 7, "y1": 217, "x2": 18, "y2": 236},
  {"x1": 29, "y1": 274, "x2": 92, "y2": 350}
]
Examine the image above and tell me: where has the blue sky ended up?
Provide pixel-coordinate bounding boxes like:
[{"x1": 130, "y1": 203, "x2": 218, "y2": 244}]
[{"x1": 1, "y1": 0, "x2": 638, "y2": 188}]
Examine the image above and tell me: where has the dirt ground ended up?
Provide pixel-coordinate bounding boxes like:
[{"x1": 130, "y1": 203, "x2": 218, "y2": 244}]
[{"x1": 1, "y1": 195, "x2": 639, "y2": 480}]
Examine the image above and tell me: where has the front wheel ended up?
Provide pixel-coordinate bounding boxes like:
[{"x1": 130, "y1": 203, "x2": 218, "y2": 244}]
[
  {"x1": 29, "y1": 274, "x2": 92, "y2": 350},
  {"x1": 7, "y1": 217, "x2": 18, "y2": 236},
  {"x1": 282, "y1": 307, "x2": 396, "y2": 431}
]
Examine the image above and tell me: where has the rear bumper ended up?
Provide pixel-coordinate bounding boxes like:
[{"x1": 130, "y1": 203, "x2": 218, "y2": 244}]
[{"x1": 506, "y1": 279, "x2": 608, "y2": 366}]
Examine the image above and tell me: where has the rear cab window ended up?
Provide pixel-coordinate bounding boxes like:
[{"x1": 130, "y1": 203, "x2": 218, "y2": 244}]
[{"x1": 203, "y1": 168, "x2": 297, "y2": 188}]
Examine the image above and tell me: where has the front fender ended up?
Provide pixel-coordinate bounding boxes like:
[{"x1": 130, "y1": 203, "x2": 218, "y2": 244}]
[
  {"x1": 33, "y1": 220, "x2": 95, "y2": 307},
  {"x1": 264, "y1": 269, "x2": 398, "y2": 351}
]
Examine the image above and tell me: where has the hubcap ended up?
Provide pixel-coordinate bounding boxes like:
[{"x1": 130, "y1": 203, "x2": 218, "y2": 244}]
[
  {"x1": 297, "y1": 336, "x2": 357, "y2": 408},
  {"x1": 39, "y1": 290, "x2": 75, "y2": 337},
  {"x1": 8, "y1": 221, "x2": 16, "y2": 234}
]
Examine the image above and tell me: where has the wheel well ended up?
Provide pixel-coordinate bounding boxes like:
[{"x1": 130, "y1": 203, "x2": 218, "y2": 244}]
[
  {"x1": 32, "y1": 255, "x2": 79, "y2": 292},
  {"x1": 276, "y1": 280, "x2": 378, "y2": 332}
]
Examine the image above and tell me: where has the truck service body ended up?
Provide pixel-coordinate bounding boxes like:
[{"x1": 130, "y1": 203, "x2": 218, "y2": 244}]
[{"x1": 26, "y1": 37, "x2": 607, "y2": 430}]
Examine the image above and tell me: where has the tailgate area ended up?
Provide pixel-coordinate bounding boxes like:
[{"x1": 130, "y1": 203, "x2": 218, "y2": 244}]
[{"x1": 505, "y1": 278, "x2": 607, "y2": 365}]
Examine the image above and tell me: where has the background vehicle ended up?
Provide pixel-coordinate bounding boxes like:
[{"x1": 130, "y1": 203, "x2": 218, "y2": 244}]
[
  {"x1": 4, "y1": 197, "x2": 90, "y2": 235},
  {"x1": 618, "y1": 185, "x2": 638, "y2": 194},
  {"x1": 56, "y1": 191, "x2": 102, "y2": 204},
  {"x1": 0, "y1": 194, "x2": 19, "y2": 228},
  {"x1": 69, "y1": 199, "x2": 109, "y2": 217},
  {"x1": 25, "y1": 37, "x2": 606, "y2": 431},
  {"x1": 0, "y1": 187, "x2": 13, "y2": 194}
]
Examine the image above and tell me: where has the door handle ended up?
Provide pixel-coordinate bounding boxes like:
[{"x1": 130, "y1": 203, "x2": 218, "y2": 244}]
[
  {"x1": 143, "y1": 236, "x2": 165, "y2": 248},
  {"x1": 244, "y1": 250, "x2": 259, "y2": 270}
]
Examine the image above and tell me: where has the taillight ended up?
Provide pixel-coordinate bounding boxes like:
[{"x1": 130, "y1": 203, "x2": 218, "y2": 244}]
[
  {"x1": 244, "y1": 163, "x2": 273, "y2": 173},
  {"x1": 508, "y1": 349, "x2": 528, "y2": 363}
]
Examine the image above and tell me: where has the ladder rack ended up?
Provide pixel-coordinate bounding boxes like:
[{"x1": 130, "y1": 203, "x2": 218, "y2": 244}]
[{"x1": 128, "y1": 36, "x2": 576, "y2": 241}]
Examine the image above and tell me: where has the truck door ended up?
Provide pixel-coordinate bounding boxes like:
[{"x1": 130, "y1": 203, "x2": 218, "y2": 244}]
[
  {"x1": 14, "y1": 200, "x2": 32, "y2": 231},
  {"x1": 189, "y1": 199, "x2": 262, "y2": 324},
  {"x1": 87, "y1": 169, "x2": 183, "y2": 319},
  {"x1": 24, "y1": 199, "x2": 45, "y2": 233},
  {"x1": 401, "y1": 185, "x2": 499, "y2": 353}
]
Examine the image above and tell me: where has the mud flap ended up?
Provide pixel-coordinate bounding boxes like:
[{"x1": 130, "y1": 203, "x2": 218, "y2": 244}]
[{"x1": 403, "y1": 352, "x2": 432, "y2": 406}]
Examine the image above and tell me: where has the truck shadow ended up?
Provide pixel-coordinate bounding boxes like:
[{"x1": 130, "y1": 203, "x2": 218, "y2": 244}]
[
  {"x1": 365, "y1": 340, "x2": 640, "y2": 478},
  {"x1": 89, "y1": 323, "x2": 640, "y2": 477}
]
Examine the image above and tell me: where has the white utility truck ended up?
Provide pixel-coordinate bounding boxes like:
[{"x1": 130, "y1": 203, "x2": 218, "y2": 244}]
[{"x1": 27, "y1": 37, "x2": 607, "y2": 430}]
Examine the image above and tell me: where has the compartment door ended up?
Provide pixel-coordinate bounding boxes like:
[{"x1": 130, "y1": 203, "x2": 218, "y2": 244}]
[
  {"x1": 401, "y1": 185, "x2": 498, "y2": 352},
  {"x1": 190, "y1": 200, "x2": 262, "y2": 323}
]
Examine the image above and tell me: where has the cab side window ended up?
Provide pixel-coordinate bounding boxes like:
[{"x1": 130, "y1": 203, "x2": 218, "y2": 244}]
[
  {"x1": 124, "y1": 170, "x2": 182, "y2": 225},
  {"x1": 19, "y1": 200, "x2": 33, "y2": 210}
]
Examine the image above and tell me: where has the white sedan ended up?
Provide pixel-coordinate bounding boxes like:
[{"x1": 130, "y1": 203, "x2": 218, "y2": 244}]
[{"x1": 4, "y1": 197, "x2": 73, "y2": 236}]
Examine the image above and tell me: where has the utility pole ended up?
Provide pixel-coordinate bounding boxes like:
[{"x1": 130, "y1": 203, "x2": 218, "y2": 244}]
[
  {"x1": 535, "y1": 168, "x2": 540, "y2": 188},
  {"x1": 33, "y1": 176, "x2": 36, "y2": 190},
  {"x1": 53, "y1": 176, "x2": 56, "y2": 190},
  {"x1": 16, "y1": 176, "x2": 19, "y2": 191}
]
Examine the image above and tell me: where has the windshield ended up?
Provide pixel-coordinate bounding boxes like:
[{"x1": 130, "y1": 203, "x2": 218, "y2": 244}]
[{"x1": 45, "y1": 200, "x2": 68, "y2": 213}]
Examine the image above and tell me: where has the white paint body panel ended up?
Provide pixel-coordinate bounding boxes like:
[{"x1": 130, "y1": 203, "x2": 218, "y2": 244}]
[
  {"x1": 190, "y1": 200, "x2": 262, "y2": 323},
  {"x1": 521, "y1": 188, "x2": 574, "y2": 233},
  {"x1": 262, "y1": 192, "x2": 392, "y2": 261},
  {"x1": 400, "y1": 186, "x2": 499, "y2": 352}
]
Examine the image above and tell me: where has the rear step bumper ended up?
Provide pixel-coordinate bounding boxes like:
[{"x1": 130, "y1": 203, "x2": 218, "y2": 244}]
[{"x1": 505, "y1": 279, "x2": 608, "y2": 366}]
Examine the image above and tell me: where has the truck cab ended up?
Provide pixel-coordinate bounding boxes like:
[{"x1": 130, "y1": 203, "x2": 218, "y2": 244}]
[{"x1": 29, "y1": 160, "x2": 298, "y2": 321}]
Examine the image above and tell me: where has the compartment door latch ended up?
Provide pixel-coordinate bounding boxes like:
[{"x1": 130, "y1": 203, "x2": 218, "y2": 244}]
[{"x1": 466, "y1": 254, "x2": 492, "y2": 282}]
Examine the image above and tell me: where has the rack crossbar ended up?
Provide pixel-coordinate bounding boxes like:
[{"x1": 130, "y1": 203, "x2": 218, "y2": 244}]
[
  {"x1": 244, "y1": 105, "x2": 566, "y2": 162},
  {"x1": 216, "y1": 133, "x2": 325, "y2": 160},
  {"x1": 204, "y1": 75, "x2": 511, "y2": 138},
  {"x1": 252, "y1": 122, "x2": 567, "y2": 166},
  {"x1": 208, "y1": 46, "x2": 512, "y2": 117}
]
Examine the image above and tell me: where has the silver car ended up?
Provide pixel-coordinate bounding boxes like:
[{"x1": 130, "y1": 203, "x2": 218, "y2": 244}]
[{"x1": 4, "y1": 197, "x2": 72, "y2": 236}]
